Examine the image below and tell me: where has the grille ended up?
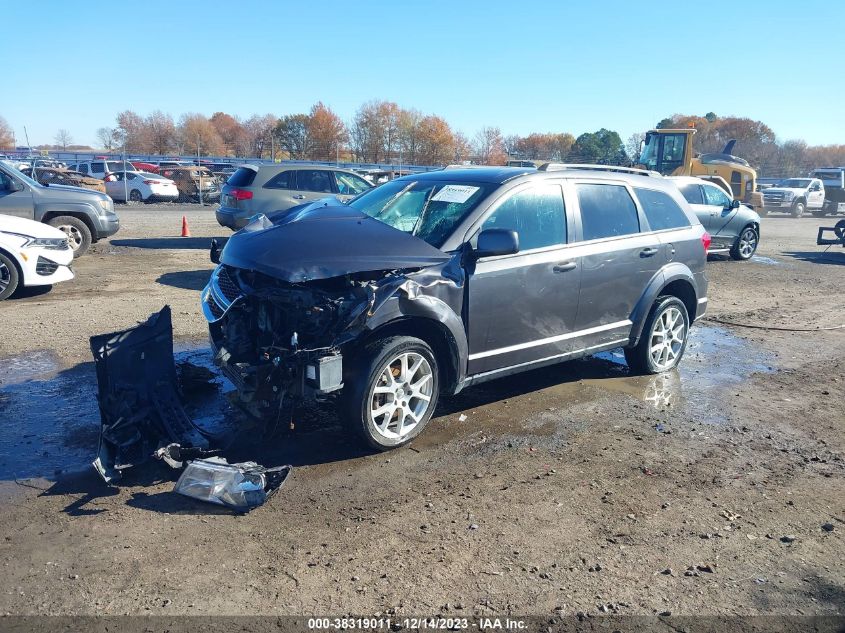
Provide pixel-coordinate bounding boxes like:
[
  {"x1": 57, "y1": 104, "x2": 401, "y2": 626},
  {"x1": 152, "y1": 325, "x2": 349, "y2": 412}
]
[
  {"x1": 206, "y1": 294, "x2": 224, "y2": 319},
  {"x1": 764, "y1": 192, "x2": 785, "y2": 203},
  {"x1": 36, "y1": 256, "x2": 59, "y2": 276},
  {"x1": 216, "y1": 266, "x2": 242, "y2": 304}
]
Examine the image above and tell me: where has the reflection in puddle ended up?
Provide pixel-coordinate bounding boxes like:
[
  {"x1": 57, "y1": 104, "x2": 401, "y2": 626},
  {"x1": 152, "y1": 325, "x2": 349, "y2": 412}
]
[{"x1": 0, "y1": 326, "x2": 773, "y2": 481}]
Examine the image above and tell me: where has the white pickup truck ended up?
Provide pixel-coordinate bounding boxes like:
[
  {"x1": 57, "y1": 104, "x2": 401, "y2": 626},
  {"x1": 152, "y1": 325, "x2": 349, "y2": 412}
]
[
  {"x1": 761, "y1": 178, "x2": 825, "y2": 218},
  {"x1": 812, "y1": 167, "x2": 845, "y2": 216}
]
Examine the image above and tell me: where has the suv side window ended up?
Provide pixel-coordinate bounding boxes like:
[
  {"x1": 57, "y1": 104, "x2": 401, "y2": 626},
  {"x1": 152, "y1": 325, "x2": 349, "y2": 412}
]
[
  {"x1": 297, "y1": 169, "x2": 334, "y2": 193},
  {"x1": 264, "y1": 170, "x2": 293, "y2": 189},
  {"x1": 703, "y1": 184, "x2": 731, "y2": 207},
  {"x1": 91, "y1": 162, "x2": 104, "y2": 174},
  {"x1": 678, "y1": 183, "x2": 703, "y2": 205},
  {"x1": 635, "y1": 188, "x2": 691, "y2": 231},
  {"x1": 576, "y1": 183, "x2": 639, "y2": 241},
  {"x1": 481, "y1": 184, "x2": 566, "y2": 251},
  {"x1": 78, "y1": 164, "x2": 89, "y2": 174},
  {"x1": 334, "y1": 171, "x2": 371, "y2": 195}
]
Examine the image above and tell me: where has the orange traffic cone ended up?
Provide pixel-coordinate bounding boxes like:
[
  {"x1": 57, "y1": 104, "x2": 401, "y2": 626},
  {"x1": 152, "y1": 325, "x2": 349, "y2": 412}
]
[{"x1": 181, "y1": 215, "x2": 191, "y2": 237}]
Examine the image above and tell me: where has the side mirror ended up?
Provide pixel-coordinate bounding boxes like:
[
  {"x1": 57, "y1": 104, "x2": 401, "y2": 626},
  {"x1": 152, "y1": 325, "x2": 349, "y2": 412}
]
[
  {"x1": 729, "y1": 199, "x2": 741, "y2": 210},
  {"x1": 475, "y1": 228, "x2": 519, "y2": 257}
]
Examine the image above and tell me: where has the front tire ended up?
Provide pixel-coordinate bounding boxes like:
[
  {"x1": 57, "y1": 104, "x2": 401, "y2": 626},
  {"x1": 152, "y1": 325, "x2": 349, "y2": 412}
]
[
  {"x1": 791, "y1": 201, "x2": 805, "y2": 218},
  {"x1": 730, "y1": 225, "x2": 759, "y2": 260},
  {"x1": 0, "y1": 252, "x2": 20, "y2": 300},
  {"x1": 47, "y1": 216, "x2": 91, "y2": 257},
  {"x1": 129, "y1": 189, "x2": 143, "y2": 203},
  {"x1": 625, "y1": 296, "x2": 690, "y2": 375},
  {"x1": 343, "y1": 336, "x2": 439, "y2": 451}
]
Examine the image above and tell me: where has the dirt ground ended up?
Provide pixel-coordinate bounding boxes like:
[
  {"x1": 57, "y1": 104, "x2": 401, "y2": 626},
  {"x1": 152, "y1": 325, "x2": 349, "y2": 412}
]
[{"x1": 0, "y1": 206, "x2": 843, "y2": 619}]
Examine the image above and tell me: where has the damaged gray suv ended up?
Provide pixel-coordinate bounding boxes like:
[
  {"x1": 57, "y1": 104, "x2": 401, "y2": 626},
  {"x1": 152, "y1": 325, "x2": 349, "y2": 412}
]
[{"x1": 202, "y1": 165, "x2": 709, "y2": 450}]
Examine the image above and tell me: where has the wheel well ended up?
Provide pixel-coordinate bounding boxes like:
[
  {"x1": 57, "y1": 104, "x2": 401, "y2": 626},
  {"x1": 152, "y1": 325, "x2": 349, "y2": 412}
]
[
  {"x1": 660, "y1": 279, "x2": 697, "y2": 321},
  {"x1": 41, "y1": 212, "x2": 96, "y2": 236},
  {"x1": 354, "y1": 318, "x2": 460, "y2": 393},
  {"x1": 795, "y1": 197, "x2": 806, "y2": 205},
  {"x1": 0, "y1": 245, "x2": 24, "y2": 283}
]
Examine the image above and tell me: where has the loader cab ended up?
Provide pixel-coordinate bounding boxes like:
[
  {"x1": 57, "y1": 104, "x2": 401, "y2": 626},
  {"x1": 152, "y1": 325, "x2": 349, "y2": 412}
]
[{"x1": 638, "y1": 129, "x2": 695, "y2": 176}]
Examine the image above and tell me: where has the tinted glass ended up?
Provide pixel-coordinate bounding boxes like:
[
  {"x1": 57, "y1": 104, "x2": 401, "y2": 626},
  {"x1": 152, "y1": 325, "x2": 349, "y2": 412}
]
[
  {"x1": 678, "y1": 183, "x2": 704, "y2": 205},
  {"x1": 91, "y1": 162, "x2": 104, "y2": 173},
  {"x1": 482, "y1": 184, "x2": 566, "y2": 250},
  {"x1": 703, "y1": 184, "x2": 731, "y2": 207},
  {"x1": 635, "y1": 188, "x2": 691, "y2": 231},
  {"x1": 298, "y1": 169, "x2": 334, "y2": 193},
  {"x1": 334, "y1": 171, "x2": 371, "y2": 195},
  {"x1": 264, "y1": 170, "x2": 293, "y2": 189},
  {"x1": 227, "y1": 167, "x2": 257, "y2": 187},
  {"x1": 348, "y1": 179, "x2": 495, "y2": 248},
  {"x1": 576, "y1": 183, "x2": 640, "y2": 240}
]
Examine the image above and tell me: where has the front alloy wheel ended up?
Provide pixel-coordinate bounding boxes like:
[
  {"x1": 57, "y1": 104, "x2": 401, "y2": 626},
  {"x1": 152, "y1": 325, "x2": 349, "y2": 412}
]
[
  {"x1": 731, "y1": 226, "x2": 758, "y2": 260},
  {"x1": 369, "y1": 351, "x2": 434, "y2": 441},
  {"x1": 344, "y1": 336, "x2": 440, "y2": 450}
]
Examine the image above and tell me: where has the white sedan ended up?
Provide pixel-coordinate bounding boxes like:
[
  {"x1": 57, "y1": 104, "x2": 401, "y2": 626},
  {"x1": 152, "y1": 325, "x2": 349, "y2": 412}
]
[
  {"x1": 0, "y1": 214, "x2": 74, "y2": 300},
  {"x1": 105, "y1": 171, "x2": 179, "y2": 203}
]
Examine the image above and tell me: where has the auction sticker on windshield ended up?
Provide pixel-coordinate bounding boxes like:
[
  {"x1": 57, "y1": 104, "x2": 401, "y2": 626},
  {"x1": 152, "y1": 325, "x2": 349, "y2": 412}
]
[{"x1": 432, "y1": 185, "x2": 480, "y2": 203}]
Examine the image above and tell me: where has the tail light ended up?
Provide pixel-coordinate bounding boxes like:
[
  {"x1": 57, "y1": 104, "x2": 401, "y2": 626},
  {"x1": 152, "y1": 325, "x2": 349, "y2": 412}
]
[
  {"x1": 229, "y1": 188, "x2": 253, "y2": 201},
  {"x1": 701, "y1": 231, "x2": 712, "y2": 253},
  {"x1": 143, "y1": 180, "x2": 157, "y2": 185}
]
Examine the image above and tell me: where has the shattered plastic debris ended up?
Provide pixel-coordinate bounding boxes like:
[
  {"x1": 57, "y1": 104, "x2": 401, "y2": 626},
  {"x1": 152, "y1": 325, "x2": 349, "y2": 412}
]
[
  {"x1": 90, "y1": 306, "x2": 215, "y2": 483},
  {"x1": 458, "y1": 413, "x2": 468, "y2": 422},
  {"x1": 174, "y1": 457, "x2": 291, "y2": 512}
]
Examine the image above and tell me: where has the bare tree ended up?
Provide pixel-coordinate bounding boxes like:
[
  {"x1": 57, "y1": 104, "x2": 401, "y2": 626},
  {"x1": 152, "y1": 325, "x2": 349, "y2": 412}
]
[
  {"x1": 54, "y1": 129, "x2": 72, "y2": 150},
  {"x1": 0, "y1": 116, "x2": 13, "y2": 149},
  {"x1": 625, "y1": 132, "x2": 646, "y2": 164},
  {"x1": 96, "y1": 127, "x2": 118, "y2": 151}
]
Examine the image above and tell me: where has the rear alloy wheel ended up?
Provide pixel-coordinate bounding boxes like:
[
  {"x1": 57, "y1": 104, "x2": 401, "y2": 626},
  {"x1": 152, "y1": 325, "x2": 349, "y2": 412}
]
[
  {"x1": 344, "y1": 336, "x2": 439, "y2": 450},
  {"x1": 0, "y1": 252, "x2": 20, "y2": 300},
  {"x1": 129, "y1": 189, "x2": 143, "y2": 203},
  {"x1": 730, "y1": 225, "x2": 759, "y2": 260},
  {"x1": 791, "y1": 201, "x2": 805, "y2": 218},
  {"x1": 625, "y1": 296, "x2": 690, "y2": 375},
  {"x1": 47, "y1": 216, "x2": 92, "y2": 257}
]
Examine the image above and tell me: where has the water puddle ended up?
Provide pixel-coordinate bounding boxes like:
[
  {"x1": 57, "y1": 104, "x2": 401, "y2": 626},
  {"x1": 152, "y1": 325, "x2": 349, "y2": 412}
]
[
  {"x1": 750, "y1": 255, "x2": 781, "y2": 266},
  {"x1": 0, "y1": 326, "x2": 774, "y2": 481}
]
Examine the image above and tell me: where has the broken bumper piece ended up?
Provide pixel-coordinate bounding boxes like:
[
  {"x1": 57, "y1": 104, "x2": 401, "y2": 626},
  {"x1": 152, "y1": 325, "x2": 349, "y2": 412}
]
[
  {"x1": 90, "y1": 306, "x2": 215, "y2": 483},
  {"x1": 174, "y1": 457, "x2": 291, "y2": 512}
]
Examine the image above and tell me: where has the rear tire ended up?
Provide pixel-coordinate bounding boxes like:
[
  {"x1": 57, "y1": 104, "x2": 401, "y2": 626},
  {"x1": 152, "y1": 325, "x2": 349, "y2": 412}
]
[
  {"x1": 47, "y1": 216, "x2": 91, "y2": 257},
  {"x1": 625, "y1": 296, "x2": 690, "y2": 375},
  {"x1": 791, "y1": 201, "x2": 805, "y2": 218},
  {"x1": 0, "y1": 252, "x2": 20, "y2": 300},
  {"x1": 342, "y1": 336, "x2": 439, "y2": 451},
  {"x1": 730, "y1": 225, "x2": 759, "y2": 260}
]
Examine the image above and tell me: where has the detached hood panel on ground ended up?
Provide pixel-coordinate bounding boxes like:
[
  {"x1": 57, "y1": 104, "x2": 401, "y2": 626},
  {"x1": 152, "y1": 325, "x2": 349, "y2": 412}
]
[{"x1": 220, "y1": 206, "x2": 451, "y2": 283}]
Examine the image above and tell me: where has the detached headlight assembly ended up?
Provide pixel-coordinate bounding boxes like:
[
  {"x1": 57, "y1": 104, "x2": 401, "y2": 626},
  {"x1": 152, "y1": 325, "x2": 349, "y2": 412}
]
[{"x1": 173, "y1": 458, "x2": 291, "y2": 512}]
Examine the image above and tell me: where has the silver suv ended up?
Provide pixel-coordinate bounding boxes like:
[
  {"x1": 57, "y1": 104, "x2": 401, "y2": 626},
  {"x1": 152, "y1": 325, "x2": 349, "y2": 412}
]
[
  {"x1": 215, "y1": 164, "x2": 373, "y2": 229},
  {"x1": 203, "y1": 164, "x2": 709, "y2": 450}
]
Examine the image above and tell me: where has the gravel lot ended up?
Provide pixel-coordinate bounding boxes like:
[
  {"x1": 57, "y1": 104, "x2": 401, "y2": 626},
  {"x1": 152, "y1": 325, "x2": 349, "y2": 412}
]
[{"x1": 0, "y1": 206, "x2": 843, "y2": 618}]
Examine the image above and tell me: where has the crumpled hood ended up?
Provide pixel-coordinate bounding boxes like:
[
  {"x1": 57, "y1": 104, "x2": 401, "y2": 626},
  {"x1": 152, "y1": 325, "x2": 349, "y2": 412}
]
[{"x1": 220, "y1": 205, "x2": 450, "y2": 283}]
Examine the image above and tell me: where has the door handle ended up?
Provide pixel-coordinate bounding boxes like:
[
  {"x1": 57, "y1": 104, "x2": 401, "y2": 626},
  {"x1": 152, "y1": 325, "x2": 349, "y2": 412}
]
[
  {"x1": 293, "y1": 194, "x2": 306, "y2": 199},
  {"x1": 639, "y1": 247, "x2": 659, "y2": 258},
  {"x1": 553, "y1": 261, "x2": 577, "y2": 273}
]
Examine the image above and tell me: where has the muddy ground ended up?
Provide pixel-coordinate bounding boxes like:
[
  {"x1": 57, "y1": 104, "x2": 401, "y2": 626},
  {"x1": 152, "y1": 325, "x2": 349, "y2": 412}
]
[{"x1": 0, "y1": 207, "x2": 843, "y2": 618}]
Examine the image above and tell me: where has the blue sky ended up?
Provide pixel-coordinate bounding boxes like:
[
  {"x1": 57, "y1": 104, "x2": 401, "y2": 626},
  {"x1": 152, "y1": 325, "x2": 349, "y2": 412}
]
[{"x1": 4, "y1": 0, "x2": 843, "y2": 148}]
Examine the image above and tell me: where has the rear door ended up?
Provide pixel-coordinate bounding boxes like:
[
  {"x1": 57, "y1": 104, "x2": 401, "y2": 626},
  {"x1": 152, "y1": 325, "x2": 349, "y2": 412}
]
[
  {"x1": 466, "y1": 182, "x2": 579, "y2": 375},
  {"x1": 0, "y1": 169, "x2": 34, "y2": 218},
  {"x1": 569, "y1": 180, "x2": 662, "y2": 349}
]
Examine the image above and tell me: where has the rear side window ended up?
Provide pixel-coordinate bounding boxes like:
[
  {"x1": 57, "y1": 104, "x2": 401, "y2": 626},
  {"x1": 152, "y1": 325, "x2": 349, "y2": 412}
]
[
  {"x1": 482, "y1": 184, "x2": 566, "y2": 251},
  {"x1": 264, "y1": 170, "x2": 293, "y2": 189},
  {"x1": 576, "y1": 183, "x2": 639, "y2": 241},
  {"x1": 228, "y1": 167, "x2": 257, "y2": 187},
  {"x1": 298, "y1": 169, "x2": 334, "y2": 193},
  {"x1": 678, "y1": 183, "x2": 703, "y2": 205},
  {"x1": 635, "y1": 188, "x2": 691, "y2": 231},
  {"x1": 91, "y1": 162, "x2": 104, "y2": 173}
]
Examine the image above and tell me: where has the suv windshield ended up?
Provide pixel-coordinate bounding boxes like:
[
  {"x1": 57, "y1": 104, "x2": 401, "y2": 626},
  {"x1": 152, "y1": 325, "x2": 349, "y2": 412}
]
[
  {"x1": 347, "y1": 179, "x2": 493, "y2": 248},
  {"x1": 778, "y1": 179, "x2": 811, "y2": 188}
]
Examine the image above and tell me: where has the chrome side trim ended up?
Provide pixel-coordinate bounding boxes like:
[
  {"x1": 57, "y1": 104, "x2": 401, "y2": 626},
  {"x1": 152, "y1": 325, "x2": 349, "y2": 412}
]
[
  {"x1": 468, "y1": 319, "x2": 631, "y2": 361},
  {"x1": 469, "y1": 338, "x2": 631, "y2": 381}
]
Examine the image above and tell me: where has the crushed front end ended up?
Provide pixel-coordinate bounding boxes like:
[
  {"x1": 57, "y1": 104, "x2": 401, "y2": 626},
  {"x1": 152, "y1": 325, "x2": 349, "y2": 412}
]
[{"x1": 202, "y1": 264, "x2": 373, "y2": 409}]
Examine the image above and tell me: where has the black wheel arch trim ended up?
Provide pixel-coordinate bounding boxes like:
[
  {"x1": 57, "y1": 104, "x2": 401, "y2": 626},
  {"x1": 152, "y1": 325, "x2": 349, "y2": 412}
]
[{"x1": 628, "y1": 264, "x2": 700, "y2": 347}]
